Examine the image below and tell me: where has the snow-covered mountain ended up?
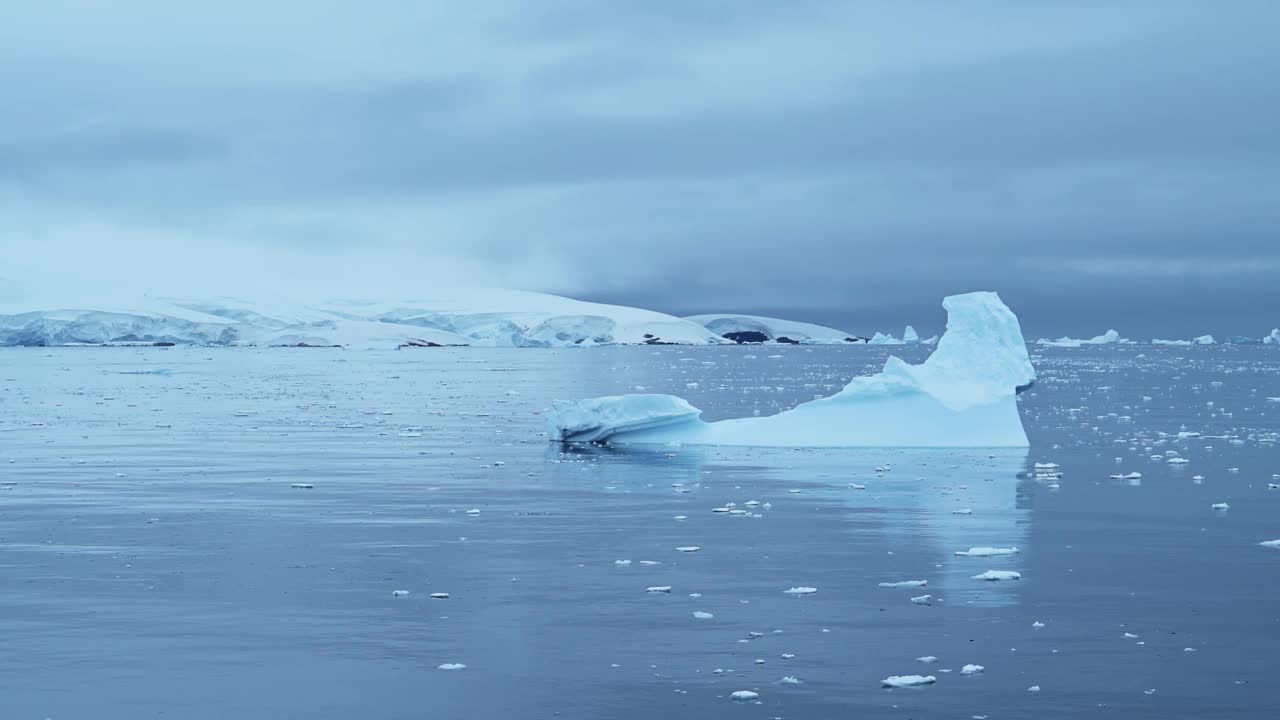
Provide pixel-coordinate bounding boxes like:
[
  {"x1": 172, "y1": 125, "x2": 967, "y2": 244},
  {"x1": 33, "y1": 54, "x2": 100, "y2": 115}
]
[
  {"x1": 0, "y1": 290, "x2": 728, "y2": 348},
  {"x1": 682, "y1": 313, "x2": 863, "y2": 344}
]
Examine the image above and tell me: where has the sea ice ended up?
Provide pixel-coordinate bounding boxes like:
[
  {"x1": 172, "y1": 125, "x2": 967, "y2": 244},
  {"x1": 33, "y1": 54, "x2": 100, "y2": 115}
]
[
  {"x1": 881, "y1": 675, "x2": 937, "y2": 688},
  {"x1": 954, "y1": 546, "x2": 1019, "y2": 557},
  {"x1": 971, "y1": 570, "x2": 1021, "y2": 581}
]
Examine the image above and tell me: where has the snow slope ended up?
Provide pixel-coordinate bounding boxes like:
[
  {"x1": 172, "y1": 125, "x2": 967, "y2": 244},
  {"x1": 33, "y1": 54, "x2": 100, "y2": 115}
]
[
  {"x1": 0, "y1": 290, "x2": 727, "y2": 348},
  {"x1": 549, "y1": 291, "x2": 1036, "y2": 447},
  {"x1": 683, "y1": 313, "x2": 861, "y2": 344}
]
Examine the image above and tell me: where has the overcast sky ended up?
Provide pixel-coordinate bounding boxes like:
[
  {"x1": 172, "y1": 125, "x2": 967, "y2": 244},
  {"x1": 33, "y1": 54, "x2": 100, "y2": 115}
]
[{"x1": 2, "y1": 0, "x2": 1277, "y2": 337}]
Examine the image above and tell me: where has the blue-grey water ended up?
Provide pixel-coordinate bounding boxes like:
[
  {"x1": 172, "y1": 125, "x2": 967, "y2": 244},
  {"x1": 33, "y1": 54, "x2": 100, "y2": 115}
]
[{"x1": 1, "y1": 345, "x2": 1278, "y2": 719}]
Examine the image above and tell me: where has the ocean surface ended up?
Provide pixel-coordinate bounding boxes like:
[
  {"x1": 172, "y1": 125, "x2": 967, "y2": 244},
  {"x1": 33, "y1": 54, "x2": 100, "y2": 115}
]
[{"x1": 1, "y1": 344, "x2": 1278, "y2": 719}]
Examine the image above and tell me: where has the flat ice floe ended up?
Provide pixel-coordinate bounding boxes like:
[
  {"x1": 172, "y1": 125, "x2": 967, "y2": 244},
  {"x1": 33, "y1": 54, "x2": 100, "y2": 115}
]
[
  {"x1": 881, "y1": 674, "x2": 937, "y2": 688},
  {"x1": 972, "y1": 570, "x2": 1021, "y2": 581},
  {"x1": 548, "y1": 292, "x2": 1036, "y2": 448},
  {"x1": 954, "y1": 546, "x2": 1019, "y2": 557}
]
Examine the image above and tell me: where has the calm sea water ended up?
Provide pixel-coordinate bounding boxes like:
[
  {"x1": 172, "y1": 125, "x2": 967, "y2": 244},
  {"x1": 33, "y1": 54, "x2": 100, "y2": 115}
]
[{"x1": 1, "y1": 344, "x2": 1278, "y2": 719}]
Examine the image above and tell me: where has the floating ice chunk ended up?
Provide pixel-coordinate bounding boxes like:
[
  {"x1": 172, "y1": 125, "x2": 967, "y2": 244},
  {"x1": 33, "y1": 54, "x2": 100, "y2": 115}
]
[
  {"x1": 911, "y1": 594, "x2": 933, "y2": 605},
  {"x1": 1211, "y1": 503, "x2": 1230, "y2": 511},
  {"x1": 882, "y1": 675, "x2": 936, "y2": 688},
  {"x1": 392, "y1": 590, "x2": 410, "y2": 597},
  {"x1": 693, "y1": 611, "x2": 714, "y2": 619},
  {"x1": 615, "y1": 560, "x2": 632, "y2": 566},
  {"x1": 783, "y1": 586, "x2": 818, "y2": 595},
  {"x1": 465, "y1": 509, "x2": 481, "y2": 515},
  {"x1": 779, "y1": 676, "x2": 801, "y2": 685},
  {"x1": 879, "y1": 580, "x2": 928, "y2": 588},
  {"x1": 971, "y1": 570, "x2": 1021, "y2": 581},
  {"x1": 547, "y1": 394, "x2": 702, "y2": 443},
  {"x1": 916, "y1": 656, "x2": 938, "y2": 663},
  {"x1": 1168, "y1": 457, "x2": 1190, "y2": 465},
  {"x1": 961, "y1": 664, "x2": 984, "y2": 675},
  {"x1": 430, "y1": 592, "x2": 449, "y2": 599},
  {"x1": 676, "y1": 546, "x2": 701, "y2": 553},
  {"x1": 955, "y1": 546, "x2": 1019, "y2": 557},
  {"x1": 290, "y1": 483, "x2": 314, "y2": 489},
  {"x1": 952, "y1": 508, "x2": 974, "y2": 515},
  {"x1": 548, "y1": 292, "x2": 1036, "y2": 448},
  {"x1": 646, "y1": 586, "x2": 672, "y2": 593},
  {"x1": 437, "y1": 663, "x2": 466, "y2": 670},
  {"x1": 1259, "y1": 540, "x2": 1280, "y2": 549},
  {"x1": 729, "y1": 690, "x2": 759, "y2": 701},
  {"x1": 1033, "y1": 621, "x2": 1045, "y2": 628},
  {"x1": 1028, "y1": 685, "x2": 1041, "y2": 692}
]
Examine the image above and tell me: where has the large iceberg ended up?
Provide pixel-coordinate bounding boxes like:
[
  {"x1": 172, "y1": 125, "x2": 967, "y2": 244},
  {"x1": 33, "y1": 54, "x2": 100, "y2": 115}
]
[
  {"x1": 0, "y1": 290, "x2": 728, "y2": 349},
  {"x1": 548, "y1": 292, "x2": 1036, "y2": 448}
]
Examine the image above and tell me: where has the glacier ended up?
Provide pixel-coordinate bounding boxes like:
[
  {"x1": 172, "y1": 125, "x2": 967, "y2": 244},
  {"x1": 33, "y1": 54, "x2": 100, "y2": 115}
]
[
  {"x1": 0, "y1": 290, "x2": 728, "y2": 349},
  {"x1": 683, "y1": 313, "x2": 862, "y2": 344},
  {"x1": 548, "y1": 291, "x2": 1036, "y2": 448}
]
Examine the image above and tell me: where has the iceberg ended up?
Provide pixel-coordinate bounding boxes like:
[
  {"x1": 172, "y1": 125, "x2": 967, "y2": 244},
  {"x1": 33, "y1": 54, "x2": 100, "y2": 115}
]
[
  {"x1": 902, "y1": 325, "x2": 920, "y2": 344},
  {"x1": 683, "y1": 313, "x2": 863, "y2": 344},
  {"x1": 549, "y1": 291, "x2": 1036, "y2": 448},
  {"x1": 1265, "y1": 329, "x2": 1279, "y2": 345},
  {"x1": 0, "y1": 289, "x2": 728, "y2": 349},
  {"x1": 1035, "y1": 329, "x2": 1130, "y2": 348},
  {"x1": 1152, "y1": 334, "x2": 1216, "y2": 346}
]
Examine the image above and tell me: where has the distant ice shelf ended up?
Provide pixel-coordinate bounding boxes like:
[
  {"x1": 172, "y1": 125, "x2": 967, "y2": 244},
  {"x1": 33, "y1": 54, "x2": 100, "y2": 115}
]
[
  {"x1": 548, "y1": 291, "x2": 1037, "y2": 448},
  {"x1": 0, "y1": 290, "x2": 730, "y2": 349},
  {"x1": 683, "y1": 313, "x2": 864, "y2": 344}
]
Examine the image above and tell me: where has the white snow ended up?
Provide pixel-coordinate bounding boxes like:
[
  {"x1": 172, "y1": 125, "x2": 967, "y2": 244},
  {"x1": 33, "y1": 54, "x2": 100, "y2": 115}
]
[
  {"x1": 549, "y1": 292, "x2": 1036, "y2": 448},
  {"x1": 0, "y1": 289, "x2": 728, "y2": 348},
  {"x1": 881, "y1": 675, "x2": 937, "y2": 688},
  {"x1": 971, "y1": 570, "x2": 1021, "y2": 581},
  {"x1": 684, "y1": 313, "x2": 859, "y2": 344}
]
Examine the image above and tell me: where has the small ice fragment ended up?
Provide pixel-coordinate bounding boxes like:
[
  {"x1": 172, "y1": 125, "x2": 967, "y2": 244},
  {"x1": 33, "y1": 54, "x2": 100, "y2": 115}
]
[
  {"x1": 961, "y1": 664, "x2": 984, "y2": 675},
  {"x1": 615, "y1": 560, "x2": 632, "y2": 566},
  {"x1": 1033, "y1": 621, "x2": 1045, "y2": 628},
  {"x1": 916, "y1": 656, "x2": 938, "y2": 663},
  {"x1": 971, "y1": 570, "x2": 1021, "y2": 581},
  {"x1": 465, "y1": 509, "x2": 481, "y2": 515},
  {"x1": 646, "y1": 586, "x2": 672, "y2": 593},
  {"x1": 1168, "y1": 457, "x2": 1190, "y2": 464},
  {"x1": 392, "y1": 590, "x2": 410, "y2": 597},
  {"x1": 955, "y1": 546, "x2": 1018, "y2": 557},
  {"x1": 779, "y1": 676, "x2": 801, "y2": 685},
  {"x1": 676, "y1": 546, "x2": 701, "y2": 553},
  {"x1": 781, "y1": 653, "x2": 796, "y2": 659},
  {"x1": 693, "y1": 611, "x2": 714, "y2": 619},
  {"x1": 1259, "y1": 539, "x2": 1280, "y2": 548},
  {"x1": 911, "y1": 594, "x2": 932, "y2": 605},
  {"x1": 437, "y1": 663, "x2": 466, "y2": 670},
  {"x1": 290, "y1": 483, "x2": 314, "y2": 489},
  {"x1": 783, "y1": 586, "x2": 817, "y2": 595},
  {"x1": 429, "y1": 592, "x2": 449, "y2": 599},
  {"x1": 1028, "y1": 685, "x2": 1041, "y2": 692},
  {"x1": 881, "y1": 675, "x2": 936, "y2": 688},
  {"x1": 1124, "y1": 632, "x2": 1139, "y2": 639},
  {"x1": 729, "y1": 690, "x2": 759, "y2": 701},
  {"x1": 952, "y1": 508, "x2": 973, "y2": 515},
  {"x1": 1210, "y1": 502, "x2": 1229, "y2": 510},
  {"x1": 879, "y1": 580, "x2": 928, "y2": 588}
]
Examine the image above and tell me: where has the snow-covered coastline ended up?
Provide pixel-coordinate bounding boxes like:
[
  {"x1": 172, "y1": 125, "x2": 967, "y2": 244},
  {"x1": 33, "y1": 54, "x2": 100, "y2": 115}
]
[{"x1": 0, "y1": 290, "x2": 728, "y2": 349}]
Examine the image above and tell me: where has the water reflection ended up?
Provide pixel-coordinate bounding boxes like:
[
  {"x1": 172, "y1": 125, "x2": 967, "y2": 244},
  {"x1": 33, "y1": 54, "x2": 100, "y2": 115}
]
[{"x1": 549, "y1": 442, "x2": 1031, "y2": 606}]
